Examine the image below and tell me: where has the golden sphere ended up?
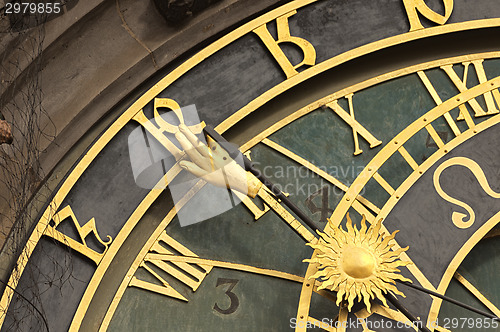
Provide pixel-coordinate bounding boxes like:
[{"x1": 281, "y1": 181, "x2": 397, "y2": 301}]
[{"x1": 341, "y1": 246, "x2": 376, "y2": 279}]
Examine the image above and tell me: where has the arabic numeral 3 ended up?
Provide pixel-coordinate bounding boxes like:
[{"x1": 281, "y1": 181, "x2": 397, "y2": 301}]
[{"x1": 213, "y1": 278, "x2": 240, "y2": 315}]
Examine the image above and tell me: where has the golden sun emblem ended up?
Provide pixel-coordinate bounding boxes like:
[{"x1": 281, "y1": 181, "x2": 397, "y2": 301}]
[{"x1": 304, "y1": 214, "x2": 411, "y2": 312}]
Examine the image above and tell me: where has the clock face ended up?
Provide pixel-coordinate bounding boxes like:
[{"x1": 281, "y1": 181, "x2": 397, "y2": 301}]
[{"x1": 1, "y1": 1, "x2": 500, "y2": 331}]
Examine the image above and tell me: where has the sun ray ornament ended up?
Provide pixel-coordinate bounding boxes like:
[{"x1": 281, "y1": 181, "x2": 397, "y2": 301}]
[{"x1": 303, "y1": 213, "x2": 412, "y2": 313}]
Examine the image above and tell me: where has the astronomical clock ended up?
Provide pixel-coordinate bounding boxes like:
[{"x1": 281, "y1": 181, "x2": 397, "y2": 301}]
[{"x1": 1, "y1": 0, "x2": 500, "y2": 331}]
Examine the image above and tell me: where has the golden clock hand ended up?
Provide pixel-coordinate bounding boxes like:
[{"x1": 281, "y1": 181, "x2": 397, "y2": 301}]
[
  {"x1": 144, "y1": 253, "x2": 304, "y2": 283},
  {"x1": 176, "y1": 124, "x2": 261, "y2": 198}
]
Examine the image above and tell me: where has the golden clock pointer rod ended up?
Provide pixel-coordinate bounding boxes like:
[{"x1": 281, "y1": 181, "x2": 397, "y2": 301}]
[
  {"x1": 203, "y1": 125, "x2": 434, "y2": 332},
  {"x1": 203, "y1": 125, "x2": 321, "y2": 234},
  {"x1": 397, "y1": 280, "x2": 500, "y2": 322}
]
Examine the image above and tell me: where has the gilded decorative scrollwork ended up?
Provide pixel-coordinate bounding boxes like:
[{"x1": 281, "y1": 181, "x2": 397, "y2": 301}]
[
  {"x1": 46, "y1": 205, "x2": 112, "y2": 265},
  {"x1": 433, "y1": 156, "x2": 500, "y2": 229}
]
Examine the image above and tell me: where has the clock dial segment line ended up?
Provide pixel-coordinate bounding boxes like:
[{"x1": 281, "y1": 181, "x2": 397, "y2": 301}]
[
  {"x1": 296, "y1": 251, "x2": 319, "y2": 332},
  {"x1": 337, "y1": 305, "x2": 348, "y2": 332},
  {"x1": 454, "y1": 272, "x2": 500, "y2": 319},
  {"x1": 397, "y1": 146, "x2": 419, "y2": 171},
  {"x1": 304, "y1": 316, "x2": 336, "y2": 332},
  {"x1": 261, "y1": 137, "x2": 381, "y2": 215},
  {"x1": 372, "y1": 172, "x2": 396, "y2": 196},
  {"x1": 144, "y1": 254, "x2": 304, "y2": 283},
  {"x1": 424, "y1": 123, "x2": 446, "y2": 149},
  {"x1": 356, "y1": 303, "x2": 419, "y2": 331}
]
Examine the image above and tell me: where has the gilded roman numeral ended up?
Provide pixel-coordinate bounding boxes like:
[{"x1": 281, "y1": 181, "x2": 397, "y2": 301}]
[
  {"x1": 129, "y1": 231, "x2": 212, "y2": 301},
  {"x1": 440, "y1": 60, "x2": 500, "y2": 120},
  {"x1": 425, "y1": 123, "x2": 445, "y2": 148},
  {"x1": 398, "y1": 145, "x2": 419, "y2": 170},
  {"x1": 45, "y1": 205, "x2": 112, "y2": 265},
  {"x1": 132, "y1": 98, "x2": 205, "y2": 160},
  {"x1": 326, "y1": 94, "x2": 382, "y2": 155},
  {"x1": 402, "y1": 0, "x2": 454, "y2": 31},
  {"x1": 253, "y1": 10, "x2": 316, "y2": 79},
  {"x1": 418, "y1": 71, "x2": 463, "y2": 135}
]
